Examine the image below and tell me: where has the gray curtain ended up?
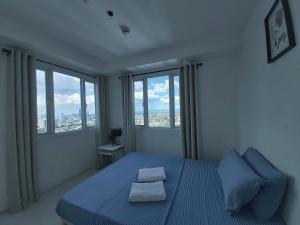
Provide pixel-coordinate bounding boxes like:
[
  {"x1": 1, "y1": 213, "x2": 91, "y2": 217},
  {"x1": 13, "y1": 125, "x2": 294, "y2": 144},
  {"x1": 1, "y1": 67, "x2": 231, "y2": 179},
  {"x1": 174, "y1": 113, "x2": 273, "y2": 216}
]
[
  {"x1": 2, "y1": 49, "x2": 39, "y2": 212},
  {"x1": 96, "y1": 75, "x2": 109, "y2": 146},
  {"x1": 121, "y1": 75, "x2": 136, "y2": 153},
  {"x1": 180, "y1": 64, "x2": 202, "y2": 159}
]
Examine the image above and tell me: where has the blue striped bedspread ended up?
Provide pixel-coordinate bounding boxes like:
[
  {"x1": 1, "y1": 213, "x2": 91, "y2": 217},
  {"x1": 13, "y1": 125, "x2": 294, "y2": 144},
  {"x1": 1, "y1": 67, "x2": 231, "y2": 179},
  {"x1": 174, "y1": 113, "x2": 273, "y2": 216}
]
[{"x1": 56, "y1": 152, "x2": 286, "y2": 225}]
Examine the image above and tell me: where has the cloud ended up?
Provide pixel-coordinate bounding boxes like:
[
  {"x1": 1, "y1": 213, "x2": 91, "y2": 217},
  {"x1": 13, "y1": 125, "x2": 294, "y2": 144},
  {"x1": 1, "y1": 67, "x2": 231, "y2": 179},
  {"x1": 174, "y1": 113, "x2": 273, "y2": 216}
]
[
  {"x1": 174, "y1": 80, "x2": 179, "y2": 89},
  {"x1": 134, "y1": 81, "x2": 143, "y2": 92},
  {"x1": 37, "y1": 95, "x2": 46, "y2": 107},
  {"x1": 54, "y1": 93, "x2": 81, "y2": 105},
  {"x1": 134, "y1": 91, "x2": 144, "y2": 100},
  {"x1": 152, "y1": 80, "x2": 169, "y2": 94},
  {"x1": 86, "y1": 95, "x2": 95, "y2": 105},
  {"x1": 148, "y1": 91, "x2": 160, "y2": 100},
  {"x1": 134, "y1": 77, "x2": 180, "y2": 110},
  {"x1": 160, "y1": 96, "x2": 169, "y2": 104},
  {"x1": 38, "y1": 94, "x2": 95, "y2": 108},
  {"x1": 147, "y1": 79, "x2": 169, "y2": 100},
  {"x1": 53, "y1": 72, "x2": 81, "y2": 95}
]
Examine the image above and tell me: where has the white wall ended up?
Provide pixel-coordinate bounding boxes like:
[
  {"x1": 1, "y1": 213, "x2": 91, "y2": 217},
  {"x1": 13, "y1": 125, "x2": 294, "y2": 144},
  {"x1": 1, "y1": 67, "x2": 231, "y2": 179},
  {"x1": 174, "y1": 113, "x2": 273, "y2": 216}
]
[
  {"x1": 108, "y1": 77, "x2": 123, "y2": 130},
  {"x1": 200, "y1": 54, "x2": 240, "y2": 160},
  {"x1": 107, "y1": 52, "x2": 240, "y2": 159},
  {"x1": 239, "y1": 1, "x2": 300, "y2": 225},
  {"x1": 37, "y1": 130, "x2": 96, "y2": 193},
  {"x1": 136, "y1": 128, "x2": 183, "y2": 157}
]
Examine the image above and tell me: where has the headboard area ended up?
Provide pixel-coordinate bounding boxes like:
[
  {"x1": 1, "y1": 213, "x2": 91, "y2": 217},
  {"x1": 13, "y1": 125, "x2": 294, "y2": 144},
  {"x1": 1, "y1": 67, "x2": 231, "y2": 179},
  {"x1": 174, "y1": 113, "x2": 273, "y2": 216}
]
[{"x1": 240, "y1": 146, "x2": 299, "y2": 225}]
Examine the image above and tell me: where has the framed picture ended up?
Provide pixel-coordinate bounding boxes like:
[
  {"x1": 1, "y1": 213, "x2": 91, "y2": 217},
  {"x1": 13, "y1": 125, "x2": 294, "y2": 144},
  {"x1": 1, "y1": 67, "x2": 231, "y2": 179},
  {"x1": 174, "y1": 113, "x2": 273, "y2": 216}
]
[{"x1": 265, "y1": 0, "x2": 296, "y2": 63}]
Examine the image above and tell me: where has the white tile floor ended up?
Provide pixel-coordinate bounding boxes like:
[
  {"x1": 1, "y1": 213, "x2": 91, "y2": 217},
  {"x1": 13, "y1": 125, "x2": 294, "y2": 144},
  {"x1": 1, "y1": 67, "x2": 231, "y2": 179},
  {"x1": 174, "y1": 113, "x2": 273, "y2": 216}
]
[{"x1": 0, "y1": 169, "x2": 97, "y2": 225}]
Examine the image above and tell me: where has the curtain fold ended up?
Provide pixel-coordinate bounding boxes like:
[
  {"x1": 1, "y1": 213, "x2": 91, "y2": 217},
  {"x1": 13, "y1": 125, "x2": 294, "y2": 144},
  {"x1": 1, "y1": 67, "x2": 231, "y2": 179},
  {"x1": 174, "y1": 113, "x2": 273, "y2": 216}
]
[
  {"x1": 180, "y1": 64, "x2": 202, "y2": 159},
  {"x1": 121, "y1": 75, "x2": 136, "y2": 153},
  {"x1": 95, "y1": 75, "x2": 109, "y2": 146},
  {"x1": 3, "y1": 49, "x2": 39, "y2": 212}
]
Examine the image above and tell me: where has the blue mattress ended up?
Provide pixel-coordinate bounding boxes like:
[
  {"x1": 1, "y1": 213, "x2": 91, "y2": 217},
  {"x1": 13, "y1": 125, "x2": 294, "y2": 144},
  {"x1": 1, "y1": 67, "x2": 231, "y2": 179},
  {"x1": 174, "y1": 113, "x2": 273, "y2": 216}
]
[{"x1": 56, "y1": 153, "x2": 286, "y2": 225}]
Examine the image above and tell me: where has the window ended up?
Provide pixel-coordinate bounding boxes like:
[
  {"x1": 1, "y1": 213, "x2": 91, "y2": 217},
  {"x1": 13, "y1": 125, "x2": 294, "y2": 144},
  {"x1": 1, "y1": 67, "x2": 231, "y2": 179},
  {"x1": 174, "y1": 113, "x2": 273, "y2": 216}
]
[
  {"x1": 174, "y1": 75, "x2": 180, "y2": 127},
  {"x1": 134, "y1": 81, "x2": 144, "y2": 126},
  {"x1": 53, "y1": 72, "x2": 82, "y2": 133},
  {"x1": 148, "y1": 75, "x2": 170, "y2": 128},
  {"x1": 35, "y1": 66, "x2": 96, "y2": 134},
  {"x1": 134, "y1": 72, "x2": 180, "y2": 128},
  {"x1": 85, "y1": 82, "x2": 96, "y2": 127},
  {"x1": 36, "y1": 70, "x2": 47, "y2": 134}
]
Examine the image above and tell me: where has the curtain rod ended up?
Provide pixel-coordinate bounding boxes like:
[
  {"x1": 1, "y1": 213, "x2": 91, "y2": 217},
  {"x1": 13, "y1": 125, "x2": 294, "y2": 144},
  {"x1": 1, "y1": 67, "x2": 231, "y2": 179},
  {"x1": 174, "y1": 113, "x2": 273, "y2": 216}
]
[
  {"x1": 37, "y1": 59, "x2": 96, "y2": 78},
  {"x1": 1, "y1": 48, "x2": 12, "y2": 56},
  {"x1": 1, "y1": 48, "x2": 96, "y2": 78},
  {"x1": 118, "y1": 63, "x2": 203, "y2": 79}
]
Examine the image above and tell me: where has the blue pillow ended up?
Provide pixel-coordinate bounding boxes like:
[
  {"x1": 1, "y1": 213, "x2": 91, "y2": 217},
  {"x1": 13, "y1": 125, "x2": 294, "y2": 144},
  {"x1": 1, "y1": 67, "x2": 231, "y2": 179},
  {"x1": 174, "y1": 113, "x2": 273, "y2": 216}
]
[
  {"x1": 243, "y1": 147, "x2": 287, "y2": 221},
  {"x1": 218, "y1": 149, "x2": 263, "y2": 214}
]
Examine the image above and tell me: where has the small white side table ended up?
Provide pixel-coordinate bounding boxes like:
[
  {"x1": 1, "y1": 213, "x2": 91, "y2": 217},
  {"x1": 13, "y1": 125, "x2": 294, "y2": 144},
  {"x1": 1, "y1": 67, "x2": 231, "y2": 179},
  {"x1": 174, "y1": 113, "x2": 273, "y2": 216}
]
[{"x1": 97, "y1": 144, "x2": 124, "y2": 168}]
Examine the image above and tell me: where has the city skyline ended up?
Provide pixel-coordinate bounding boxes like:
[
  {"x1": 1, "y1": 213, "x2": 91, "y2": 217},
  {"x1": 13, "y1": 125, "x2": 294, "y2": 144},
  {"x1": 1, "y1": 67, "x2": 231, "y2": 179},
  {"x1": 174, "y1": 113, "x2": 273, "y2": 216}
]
[
  {"x1": 135, "y1": 112, "x2": 180, "y2": 127},
  {"x1": 37, "y1": 110, "x2": 96, "y2": 133}
]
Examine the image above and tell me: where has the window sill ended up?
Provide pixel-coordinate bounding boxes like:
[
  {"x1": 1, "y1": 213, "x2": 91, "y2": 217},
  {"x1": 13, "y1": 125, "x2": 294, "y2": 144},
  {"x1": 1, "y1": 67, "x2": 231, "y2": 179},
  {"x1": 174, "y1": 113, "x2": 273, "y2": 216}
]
[
  {"x1": 135, "y1": 126, "x2": 181, "y2": 131},
  {"x1": 37, "y1": 127, "x2": 96, "y2": 137}
]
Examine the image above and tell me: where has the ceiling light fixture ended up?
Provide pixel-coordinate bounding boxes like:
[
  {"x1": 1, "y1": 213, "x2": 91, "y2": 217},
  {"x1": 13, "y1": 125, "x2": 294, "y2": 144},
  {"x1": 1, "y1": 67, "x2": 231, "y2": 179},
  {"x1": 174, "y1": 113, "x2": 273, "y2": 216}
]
[{"x1": 107, "y1": 10, "x2": 114, "y2": 17}]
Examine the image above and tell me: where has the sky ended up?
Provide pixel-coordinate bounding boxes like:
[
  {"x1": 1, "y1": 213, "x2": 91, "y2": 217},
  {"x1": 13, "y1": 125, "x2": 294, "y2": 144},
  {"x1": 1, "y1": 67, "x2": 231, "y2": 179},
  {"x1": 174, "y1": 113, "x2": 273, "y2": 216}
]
[
  {"x1": 36, "y1": 70, "x2": 47, "y2": 116},
  {"x1": 134, "y1": 75, "x2": 180, "y2": 113},
  {"x1": 36, "y1": 70, "x2": 95, "y2": 116}
]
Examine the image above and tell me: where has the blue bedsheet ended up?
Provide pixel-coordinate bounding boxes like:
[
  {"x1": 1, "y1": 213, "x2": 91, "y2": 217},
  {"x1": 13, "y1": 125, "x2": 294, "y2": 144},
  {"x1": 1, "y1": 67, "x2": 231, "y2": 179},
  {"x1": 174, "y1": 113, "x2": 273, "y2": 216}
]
[
  {"x1": 56, "y1": 153, "x2": 185, "y2": 225},
  {"x1": 56, "y1": 153, "x2": 286, "y2": 225}
]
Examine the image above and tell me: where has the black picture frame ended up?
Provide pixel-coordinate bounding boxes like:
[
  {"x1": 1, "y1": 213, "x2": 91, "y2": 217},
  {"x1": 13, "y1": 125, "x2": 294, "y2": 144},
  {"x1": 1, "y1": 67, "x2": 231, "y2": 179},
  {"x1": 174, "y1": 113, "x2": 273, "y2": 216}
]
[{"x1": 264, "y1": 0, "x2": 296, "y2": 63}]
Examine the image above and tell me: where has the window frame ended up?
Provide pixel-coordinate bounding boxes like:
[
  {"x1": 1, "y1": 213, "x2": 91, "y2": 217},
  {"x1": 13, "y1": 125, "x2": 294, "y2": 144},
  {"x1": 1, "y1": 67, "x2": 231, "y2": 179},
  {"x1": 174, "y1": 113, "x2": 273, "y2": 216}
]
[
  {"x1": 36, "y1": 62, "x2": 96, "y2": 135},
  {"x1": 173, "y1": 75, "x2": 180, "y2": 128},
  {"x1": 133, "y1": 79, "x2": 146, "y2": 127},
  {"x1": 35, "y1": 69, "x2": 49, "y2": 135},
  {"x1": 84, "y1": 81, "x2": 97, "y2": 128},
  {"x1": 133, "y1": 69, "x2": 180, "y2": 129}
]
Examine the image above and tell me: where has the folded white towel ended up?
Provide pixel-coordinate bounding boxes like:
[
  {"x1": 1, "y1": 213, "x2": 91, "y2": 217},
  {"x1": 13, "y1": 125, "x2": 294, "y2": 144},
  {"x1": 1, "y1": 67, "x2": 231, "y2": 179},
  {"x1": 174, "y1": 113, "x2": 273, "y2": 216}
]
[
  {"x1": 128, "y1": 181, "x2": 166, "y2": 203},
  {"x1": 138, "y1": 167, "x2": 166, "y2": 183}
]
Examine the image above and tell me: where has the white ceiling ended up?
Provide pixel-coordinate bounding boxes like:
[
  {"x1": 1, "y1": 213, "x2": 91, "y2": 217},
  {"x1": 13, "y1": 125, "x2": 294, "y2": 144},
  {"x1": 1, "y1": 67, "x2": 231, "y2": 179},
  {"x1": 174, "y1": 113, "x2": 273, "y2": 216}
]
[{"x1": 0, "y1": 0, "x2": 257, "y2": 75}]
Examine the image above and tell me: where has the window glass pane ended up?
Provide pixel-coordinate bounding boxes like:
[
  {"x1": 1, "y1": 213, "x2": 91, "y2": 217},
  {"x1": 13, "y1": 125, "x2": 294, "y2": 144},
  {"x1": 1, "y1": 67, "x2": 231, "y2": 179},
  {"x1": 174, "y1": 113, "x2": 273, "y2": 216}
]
[
  {"x1": 53, "y1": 72, "x2": 82, "y2": 133},
  {"x1": 134, "y1": 81, "x2": 144, "y2": 125},
  {"x1": 147, "y1": 75, "x2": 170, "y2": 128},
  {"x1": 85, "y1": 82, "x2": 96, "y2": 127},
  {"x1": 36, "y1": 69, "x2": 47, "y2": 133},
  {"x1": 174, "y1": 75, "x2": 180, "y2": 126}
]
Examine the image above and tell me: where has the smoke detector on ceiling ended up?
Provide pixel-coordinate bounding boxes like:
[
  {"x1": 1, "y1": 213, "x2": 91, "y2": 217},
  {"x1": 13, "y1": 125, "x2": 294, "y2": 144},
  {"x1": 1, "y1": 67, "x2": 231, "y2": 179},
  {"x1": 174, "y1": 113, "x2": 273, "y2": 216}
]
[{"x1": 120, "y1": 24, "x2": 130, "y2": 35}]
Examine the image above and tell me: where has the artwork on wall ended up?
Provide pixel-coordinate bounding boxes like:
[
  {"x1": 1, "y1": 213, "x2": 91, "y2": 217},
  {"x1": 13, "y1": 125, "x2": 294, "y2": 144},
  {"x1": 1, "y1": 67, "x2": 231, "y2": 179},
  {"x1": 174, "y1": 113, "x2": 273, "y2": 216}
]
[{"x1": 265, "y1": 0, "x2": 296, "y2": 63}]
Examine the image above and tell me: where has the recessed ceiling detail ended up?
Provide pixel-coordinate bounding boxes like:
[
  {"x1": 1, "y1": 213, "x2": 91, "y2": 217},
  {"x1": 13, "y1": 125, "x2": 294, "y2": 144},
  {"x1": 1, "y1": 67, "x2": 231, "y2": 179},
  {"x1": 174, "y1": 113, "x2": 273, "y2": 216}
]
[{"x1": 0, "y1": 0, "x2": 258, "y2": 74}]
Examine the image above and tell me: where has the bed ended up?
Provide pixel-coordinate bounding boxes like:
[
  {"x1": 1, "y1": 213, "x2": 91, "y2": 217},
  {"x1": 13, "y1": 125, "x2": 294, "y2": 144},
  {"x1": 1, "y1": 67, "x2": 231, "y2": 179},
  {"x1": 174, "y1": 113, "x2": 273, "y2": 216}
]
[{"x1": 56, "y1": 152, "x2": 286, "y2": 225}]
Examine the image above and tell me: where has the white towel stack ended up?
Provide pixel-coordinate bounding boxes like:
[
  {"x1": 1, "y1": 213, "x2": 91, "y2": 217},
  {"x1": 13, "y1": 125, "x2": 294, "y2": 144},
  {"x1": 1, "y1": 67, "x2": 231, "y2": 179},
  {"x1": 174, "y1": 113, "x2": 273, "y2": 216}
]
[
  {"x1": 128, "y1": 167, "x2": 167, "y2": 203},
  {"x1": 138, "y1": 167, "x2": 166, "y2": 183},
  {"x1": 128, "y1": 181, "x2": 166, "y2": 202}
]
